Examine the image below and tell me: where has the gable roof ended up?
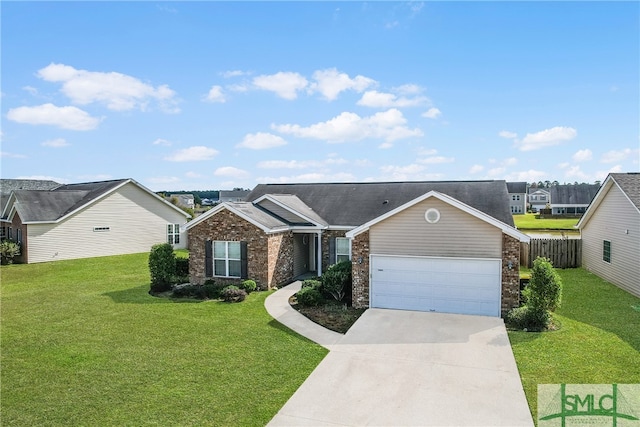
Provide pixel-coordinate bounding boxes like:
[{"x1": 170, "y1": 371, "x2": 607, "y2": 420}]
[
  {"x1": 506, "y1": 182, "x2": 527, "y2": 194},
  {"x1": 246, "y1": 180, "x2": 515, "y2": 227},
  {"x1": 577, "y1": 173, "x2": 640, "y2": 229},
  {"x1": 1, "y1": 178, "x2": 190, "y2": 223},
  {"x1": 346, "y1": 191, "x2": 530, "y2": 242},
  {"x1": 185, "y1": 201, "x2": 290, "y2": 233},
  {"x1": 1, "y1": 179, "x2": 62, "y2": 214},
  {"x1": 549, "y1": 184, "x2": 601, "y2": 205},
  {"x1": 254, "y1": 194, "x2": 329, "y2": 227}
]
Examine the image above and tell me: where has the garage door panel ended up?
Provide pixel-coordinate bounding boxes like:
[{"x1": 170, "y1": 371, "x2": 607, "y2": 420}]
[{"x1": 371, "y1": 255, "x2": 501, "y2": 317}]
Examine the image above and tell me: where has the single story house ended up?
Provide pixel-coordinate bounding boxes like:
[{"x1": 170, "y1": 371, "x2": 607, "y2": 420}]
[
  {"x1": 1, "y1": 178, "x2": 190, "y2": 264},
  {"x1": 577, "y1": 173, "x2": 640, "y2": 298},
  {"x1": 186, "y1": 180, "x2": 530, "y2": 317},
  {"x1": 507, "y1": 182, "x2": 527, "y2": 214},
  {"x1": 549, "y1": 184, "x2": 600, "y2": 216}
]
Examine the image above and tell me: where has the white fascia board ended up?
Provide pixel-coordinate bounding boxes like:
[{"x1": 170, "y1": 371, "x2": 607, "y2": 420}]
[
  {"x1": 327, "y1": 225, "x2": 358, "y2": 231},
  {"x1": 576, "y1": 176, "x2": 614, "y2": 229},
  {"x1": 289, "y1": 225, "x2": 325, "y2": 232},
  {"x1": 346, "y1": 190, "x2": 530, "y2": 243},
  {"x1": 552, "y1": 204, "x2": 590, "y2": 208},
  {"x1": 1, "y1": 192, "x2": 18, "y2": 219},
  {"x1": 254, "y1": 194, "x2": 324, "y2": 227}
]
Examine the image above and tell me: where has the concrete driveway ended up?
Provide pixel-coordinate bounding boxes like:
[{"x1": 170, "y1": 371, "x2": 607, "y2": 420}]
[{"x1": 267, "y1": 299, "x2": 534, "y2": 426}]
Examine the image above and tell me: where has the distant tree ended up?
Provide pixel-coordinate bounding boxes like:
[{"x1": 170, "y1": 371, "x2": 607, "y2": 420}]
[
  {"x1": 595, "y1": 180, "x2": 601, "y2": 186},
  {"x1": 551, "y1": 180, "x2": 559, "y2": 186},
  {"x1": 193, "y1": 194, "x2": 202, "y2": 206},
  {"x1": 530, "y1": 182, "x2": 538, "y2": 188},
  {"x1": 537, "y1": 181, "x2": 544, "y2": 188},
  {"x1": 544, "y1": 180, "x2": 551, "y2": 188}
]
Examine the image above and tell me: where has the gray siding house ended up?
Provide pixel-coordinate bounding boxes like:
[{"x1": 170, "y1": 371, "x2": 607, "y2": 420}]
[
  {"x1": 507, "y1": 182, "x2": 527, "y2": 214},
  {"x1": 1, "y1": 179, "x2": 190, "y2": 264},
  {"x1": 549, "y1": 184, "x2": 600, "y2": 215},
  {"x1": 187, "y1": 180, "x2": 530, "y2": 317},
  {"x1": 577, "y1": 173, "x2": 640, "y2": 298}
]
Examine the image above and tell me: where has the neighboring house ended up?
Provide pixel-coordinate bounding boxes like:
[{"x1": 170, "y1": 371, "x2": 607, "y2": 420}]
[
  {"x1": 169, "y1": 193, "x2": 195, "y2": 209},
  {"x1": 548, "y1": 184, "x2": 600, "y2": 215},
  {"x1": 0, "y1": 178, "x2": 190, "y2": 264},
  {"x1": 577, "y1": 173, "x2": 640, "y2": 298},
  {"x1": 528, "y1": 188, "x2": 550, "y2": 212},
  {"x1": 187, "y1": 180, "x2": 530, "y2": 317},
  {"x1": 506, "y1": 182, "x2": 527, "y2": 214},
  {"x1": 218, "y1": 190, "x2": 250, "y2": 203}
]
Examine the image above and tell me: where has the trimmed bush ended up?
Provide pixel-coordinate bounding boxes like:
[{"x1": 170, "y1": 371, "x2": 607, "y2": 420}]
[
  {"x1": 239, "y1": 279, "x2": 257, "y2": 293},
  {"x1": 172, "y1": 284, "x2": 204, "y2": 299},
  {"x1": 175, "y1": 257, "x2": 189, "y2": 277},
  {"x1": 506, "y1": 305, "x2": 550, "y2": 332},
  {"x1": 149, "y1": 243, "x2": 176, "y2": 293},
  {"x1": 301, "y1": 279, "x2": 321, "y2": 290},
  {"x1": 203, "y1": 281, "x2": 226, "y2": 299},
  {"x1": 525, "y1": 257, "x2": 563, "y2": 312},
  {"x1": 0, "y1": 240, "x2": 21, "y2": 265},
  {"x1": 221, "y1": 285, "x2": 247, "y2": 303},
  {"x1": 295, "y1": 286, "x2": 323, "y2": 307},
  {"x1": 321, "y1": 261, "x2": 352, "y2": 302}
]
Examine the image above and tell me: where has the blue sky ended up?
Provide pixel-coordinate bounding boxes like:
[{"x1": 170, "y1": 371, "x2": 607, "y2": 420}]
[{"x1": 2, "y1": 1, "x2": 638, "y2": 191}]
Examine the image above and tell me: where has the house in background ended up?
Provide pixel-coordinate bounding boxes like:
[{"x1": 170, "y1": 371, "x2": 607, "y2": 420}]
[
  {"x1": 187, "y1": 180, "x2": 529, "y2": 318},
  {"x1": 548, "y1": 184, "x2": 600, "y2": 216},
  {"x1": 506, "y1": 182, "x2": 527, "y2": 214},
  {"x1": 218, "y1": 189, "x2": 250, "y2": 203},
  {"x1": 528, "y1": 188, "x2": 550, "y2": 212},
  {"x1": 1, "y1": 178, "x2": 190, "y2": 264},
  {"x1": 169, "y1": 193, "x2": 195, "y2": 209},
  {"x1": 577, "y1": 173, "x2": 640, "y2": 298}
]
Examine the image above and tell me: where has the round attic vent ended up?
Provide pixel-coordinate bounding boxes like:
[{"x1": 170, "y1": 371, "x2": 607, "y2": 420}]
[{"x1": 425, "y1": 208, "x2": 440, "y2": 224}]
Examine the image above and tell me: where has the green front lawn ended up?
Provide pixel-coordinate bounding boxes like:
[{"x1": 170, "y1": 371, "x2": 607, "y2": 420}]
[
  {"x1": 1, "y1": 253, "x2": 327, "y2": 426},
  {"x1": 513, "y1": 213, "x2": 579, "y2": 230},
  {"x1": 509, "y1": 268, "x2": 640, "y2": 421}
]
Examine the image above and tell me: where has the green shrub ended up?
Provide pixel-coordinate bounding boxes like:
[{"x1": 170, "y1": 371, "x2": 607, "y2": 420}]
[
  {"x1": 148, "y1": 243, "x2": 176, "y2": 293},
  {"x1": 525, "y1": 257, "x2": 563, "y2": 312},
  {"x1": 175, "y1": 257, "x2": 189, "y2": 277},
  {"x1": 221, "y1": 285, "x2": 247, "y2": 303},
  {"x1": 172, "y1": 284, "x2": 204, "y2": 299},
  {"x1": 301, "y1": 279, "x2": 321, "y2": 289},
  {"x1": 239, "y1": 279, "x2": 257, "y2": 293},
  {"x1": 0, "y1": 240, "x2": 21, "y2": 265},
  {"x1": 506, "y1": 305, "x2": 550, "y2": 331},
  {"x1": 295, "y1": 286, "x2": 323, "y2": 307},
  {"x1": 203, "y1": 281, "x2": 226, "y2": 299},
  {"x1": 321, "y1": 261, "x2": 352, "y2": 302}
]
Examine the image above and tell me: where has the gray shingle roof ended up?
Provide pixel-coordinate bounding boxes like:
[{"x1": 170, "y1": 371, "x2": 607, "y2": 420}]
[
  {"x1": 227, "y1": 202, "x2": 289, "y2": 231},
  {"x1": 611, "y1": 173, "x2": 640, "y2": 209},
  {"x1": 549, "y1": 184, "x2": 601, "y2": 205},
  {"x1": 246, "y1": 180, "x2": 514, "y2": 227},
  {"x1": 506, "y1": 182, "x2": 527, "y2": 194},
  {"x1": 259, "y1": 194, "x2": 329, "y2": 226},
  {"x1": 0, "y1": 179, "x2": 60, "y2": 193}
]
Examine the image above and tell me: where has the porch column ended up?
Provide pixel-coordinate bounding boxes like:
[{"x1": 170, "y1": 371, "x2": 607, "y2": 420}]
[{"x1": 316, "y1": 230, "x2": 323, "y2": 277}]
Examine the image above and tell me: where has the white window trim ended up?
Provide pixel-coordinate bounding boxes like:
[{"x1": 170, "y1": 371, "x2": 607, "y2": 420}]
[
  {"x1": 167, "y1": 224, "x2": 180, "y2": 245},
  {"x1": 603, "y1": 240, "x2": 611, "y2": 264},
  {"x1": 213, "y1": 241, "x2": 242, "y2": 278},
  {"x1": 336, "y1": 237, "x2": 351, "y2": 263}
]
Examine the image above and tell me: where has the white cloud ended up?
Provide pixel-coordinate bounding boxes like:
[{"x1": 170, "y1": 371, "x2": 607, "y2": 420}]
[
  {"x1": 205, "y1": 85, "x2": 226, "y2": 103},
  {"x1": 1, "y1": 151, "x2": 27, "y2": 159},
  {"x1": 487, "y1": 167, "x2": 506, "y2": 177},
  {"x1": 564, "y1": 165, "x2": 590, "y2": 181},
  {"x1": 506, "y1": 169, "x2": 547, "y2": 183},
  {"x1": 7, "y1": 103, "x2": 101, "y2": 130},
  {"x1": 41, "y1": 138, "x2": 70, "y2": 148},
  {"x1": 422, "y1": 108, "x2": 442, "y2": 119},
  {"x1": 237, "y1": 132, "x2": 287, "y2": 150},
  {"x1": 227, "y1": 83, "x2": 250, "y2": 93},
  {"x1": 357, "y1": 90, "x2": 428, "y2": 108},
  {"x1": 516, "y1": 126, "x2": 577, "y2": 151},
  {"x1": 572, "y1": 149, "x2": 593, "y2": 162},
  {"x1": 164, "y1": 146, "x2": 218, "y2": 162},
  {"x1": 379, "y1": 142, "x2": 394, "y2": 149},
  {"x1": 503, "y1": 157, "x2": 518, "y2": 166},
  {"x1": 152, "y1": 138, "x2": 172, "y2": 146},
  {"x1": 394, "y1": 84, "x2": 423, "y2": 95},
  {"x1": 256, "y1": 172, "x2": 356, "y2": 183},
  {"x1": 309, "y1": 68, "x2": 376, "y2": 101},
  {"x1": 469, "y1": 164, "x2": 484, "y2": 174},
  {"x1": 37, "y1": 63, "x2": 179, "y2": 113},
  {"x1": 417, "y1": 147, "x2": 437, "y2": 156},
  {"x1": 23, "y1": 86, "x2": 38, "y2": 96},
  {"x1": 214, "y1": 166, "x2": 250, "y2": 179},
  {"x1": 185, "y1": 171, "x2": 205, "y2": 179},
  {"x1": 272, "y1": 108, "x2": 423, "y2": 143},
  {"x1": 601, "y1": 148, "x2": 639, "y2": 163},
  {"x1": 558, "y1": 162, "x2": 571, "y2": 169},
  {"x1": 252, "y1": 71, "x2": 308, "y2": 100},
  {"x1": 379, "y1": 163, "x2": 443, "y2": 181},
  {"x1": 257, "y1": 158, "x2": 347, "y2": 170},
  {"x1": 221, "y1": 70, "x2": 250, "y2": 78},
  {"x1": 418, "y1": 156, "x2": 454, "y2": 164},
  {"x1": 595, "y1": 166, "x2": 624, "y2": 183},
  {"x1": 499, "y1": 130, "x2": 517, "y2": 139},
  {"x1": 146, "y1": 176, "x2": 180, "y2": 184}
]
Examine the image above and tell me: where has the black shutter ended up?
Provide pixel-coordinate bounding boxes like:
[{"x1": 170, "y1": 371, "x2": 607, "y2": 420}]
[
  {"x1": 240, "y1": 242, "x2": 248, "y2": 279},
  {"x1": 329, "y1": 237, "x2": 336, "y2": 265},
  {"x1": 205, "y1": 240, "x2": 213, "y2": 277}
]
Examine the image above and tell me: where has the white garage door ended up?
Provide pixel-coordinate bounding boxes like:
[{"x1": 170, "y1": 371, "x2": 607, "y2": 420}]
[{"x1": 370, "y1": 255, "x2": 502, "y2": 317}]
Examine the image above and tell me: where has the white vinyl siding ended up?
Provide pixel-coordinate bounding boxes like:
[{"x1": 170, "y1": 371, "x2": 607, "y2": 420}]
[
  {"x1": 370, "y1": 198, "x2": 502, "y2": 259},
  {"x1": 26, "y1": 182, "x2": 188, "y2": 263},
  {"x1": 213, "y1": 241, "x2": 241, "y2": 277},
  {"x1": 582, "y1": 184, "x2": 640, "y2": 297}
]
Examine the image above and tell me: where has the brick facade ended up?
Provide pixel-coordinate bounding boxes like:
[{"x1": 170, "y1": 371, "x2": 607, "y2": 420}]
[
  {"x1": 351, "y1": 230, "x2": 370, "y2": 308},
  {"x1": 321, "y1": 229, "x2": 347, "y2": 273},
  {"x1": 188, "y1": 209, "x2": 293, "y2": 290},
  {"x1": 501, "y1": 233, "x2": 521, "y2": 315}
]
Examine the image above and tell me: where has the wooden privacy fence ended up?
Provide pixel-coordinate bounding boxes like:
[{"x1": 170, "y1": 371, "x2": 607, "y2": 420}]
[{"x1": 520, "y1": 238, "x2": 582, "y2": 269}]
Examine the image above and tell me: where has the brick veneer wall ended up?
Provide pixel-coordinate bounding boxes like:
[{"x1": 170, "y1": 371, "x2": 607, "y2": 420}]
[
  {"x1": 188, "y1": 209, "x2": 292, "y2": 290},
  {"x1": 501, "y1": 233, "x2": 521, "y2": 315},
  {"x1": 321, "y1": 230, "x2": 347, "y2": 273},
  {"x1": 351, "y1": 230, "x2": 370, "y2": 308}
]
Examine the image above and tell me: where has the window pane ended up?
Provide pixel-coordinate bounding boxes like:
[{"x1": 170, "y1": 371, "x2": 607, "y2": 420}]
[
  {"x1": 174, "y1": 234, "x2": 179, "y2": 244},
  {"x1": 229, "y1": 260, "x2": 241, "y2": 277},
  {"x1": 214, "y1": 260, "x2": 227, "y2": 276},
  {"x1": 214, "y1": 241, "x2": 227, "y2": 258},
  {"x1": 228, "y1": 241, "x2": 241, "y2": 260},
  {"x1": 168, "y1": 235, "x2": 174, "y2": 245},
  {"x1": 337, "y1": 254, "x2": 350, "y2": 263},
  {"x1": 167, "y1": 224, "x2": 173, "y2": 233},
  {"x1": 336, "y1": 238, "x2": 349, "y2": 255}
]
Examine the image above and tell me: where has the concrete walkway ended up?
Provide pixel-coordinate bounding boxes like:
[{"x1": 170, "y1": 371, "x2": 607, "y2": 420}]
[{"x1": 265, "y1": 282, "x2": 534, "y2": 426}]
